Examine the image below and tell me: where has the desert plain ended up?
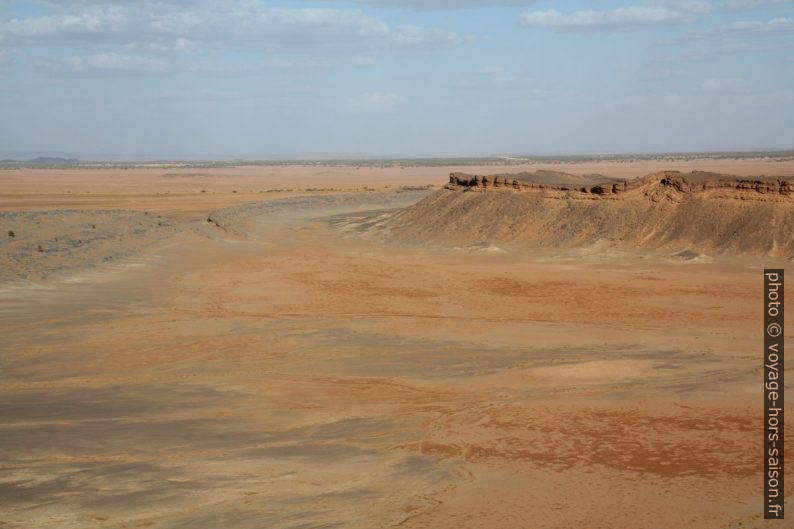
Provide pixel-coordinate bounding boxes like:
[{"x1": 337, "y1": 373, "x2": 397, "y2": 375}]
[{"x1": 1, "y1": 158, "x2": 793, "y2": 528}]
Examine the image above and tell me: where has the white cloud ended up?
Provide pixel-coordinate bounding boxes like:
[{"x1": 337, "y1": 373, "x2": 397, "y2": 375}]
[
  {"x1": 392, "y1": 25, "x2": 471, "y2": 48},
  {"x1": 307, "y1": 0, "x2": 541, "y2": 9},
  {"x1": 681, "y1": 16, "x2": 794, "y2": 40},
  {"x1": 47, "y1": 52, "x2": 169, "y2": 73},
  {"x1": 187, "y1": 56, "x2": 328, "y2": 75},
  {"x1": 1, "y1": 8, "x2": 129, "y2": 41},
  {"x1": 350, "y1": 91, "x2": 401, "y2": 109},
  {"x1": 717, "y1": 16, "x2": 794, "y2": 35},
  {"x1": 657, "y1": 0, "x2": 792, "y2": 15},
  {"x1": 0, "y1": 3, "x2": 468, "y2": 76},
  {"x1": 353, "y1": 55, "x2": 377, "y2": 67},
  {"x1": 519, "y1": 1, "x2": 792, "y2": 33},
  {"x1": 0, "y1": 6, "x2": 391, "y2": 44},
  {"x1": 519, "y1": 7, "x2": 691, "y2": 33},
  {"x1": 124, "y1": 38, "x2": 201, "y2": 55},
  {"x1": 657, "y1": 41, "x2": 777, "y2": 61}
]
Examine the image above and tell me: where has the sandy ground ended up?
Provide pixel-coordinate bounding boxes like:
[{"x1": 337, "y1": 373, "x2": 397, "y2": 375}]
[{"x1": 1, "y1": 160, "x2": 792, "y2": 528}]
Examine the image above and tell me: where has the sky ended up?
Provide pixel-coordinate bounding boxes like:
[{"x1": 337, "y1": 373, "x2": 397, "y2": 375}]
[{"x1": 0, "y1": 0, "x2": 793, "y2": 159}]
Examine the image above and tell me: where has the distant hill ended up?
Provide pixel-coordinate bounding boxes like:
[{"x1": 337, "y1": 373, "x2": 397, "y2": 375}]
[
  {"x1": 0, "y1": 156, "x2": 80, "y2": 165},
  {"x1": 28, "y1": 156, "x2": 80, "y2": 164},
  {"x1": 0, "y1": 149, "x2": 75, "y2": 159}
]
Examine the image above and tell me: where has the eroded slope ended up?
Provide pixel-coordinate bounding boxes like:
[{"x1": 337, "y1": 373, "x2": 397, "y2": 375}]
[{"x1": 386, "y1": 171, "x2": 794, "y2": 255}]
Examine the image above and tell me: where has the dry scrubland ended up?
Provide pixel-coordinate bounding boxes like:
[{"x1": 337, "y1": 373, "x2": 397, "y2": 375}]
[{"x1": 1, "y1": 159, "x2": 793, "y2": 528}]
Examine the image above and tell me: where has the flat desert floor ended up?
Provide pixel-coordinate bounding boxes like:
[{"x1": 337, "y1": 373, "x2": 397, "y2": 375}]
[{"x1": 1, "y1": 159, "x2": 792, "y2": 528}]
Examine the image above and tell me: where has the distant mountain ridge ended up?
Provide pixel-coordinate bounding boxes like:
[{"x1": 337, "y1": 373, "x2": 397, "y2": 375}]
[{"x1": 0, "y1": 156, "x2": 80, "y2": 165}]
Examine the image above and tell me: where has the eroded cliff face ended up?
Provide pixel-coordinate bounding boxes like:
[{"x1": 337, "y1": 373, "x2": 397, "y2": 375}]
[
  {"x1": 447, "y1": 171, "x2": 794, "y2": 202},
  {"x1": 447, "y1": 171, "x2": 629, "y2": 195},
  {"x1": 384, "y1": 171, "x2": 794, "y2": 256}
]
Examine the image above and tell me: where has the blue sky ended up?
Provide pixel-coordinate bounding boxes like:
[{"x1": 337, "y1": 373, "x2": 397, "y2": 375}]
[{"x1": 0, "y1": 0, "x2": 792, "y2": 159}]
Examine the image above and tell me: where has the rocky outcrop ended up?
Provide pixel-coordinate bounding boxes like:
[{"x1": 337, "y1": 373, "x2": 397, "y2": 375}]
[
  {"x1": 655, "y1": 171, "x2": 794, "y2": 195},
  {"x1": 384, "y1": 170, "x2": 794, "y2": 256},
  {"x1": 447, "y1": 170, "x2": 794, "y2": 202}
]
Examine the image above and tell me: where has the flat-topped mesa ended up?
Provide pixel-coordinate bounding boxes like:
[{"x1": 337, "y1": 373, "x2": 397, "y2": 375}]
[
  {"x1": 390, "y1": 169, "x2": 794, "y2": 255},
  {"x1": 447, "y1": 170, "x2": 794, "y2": 200}
]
